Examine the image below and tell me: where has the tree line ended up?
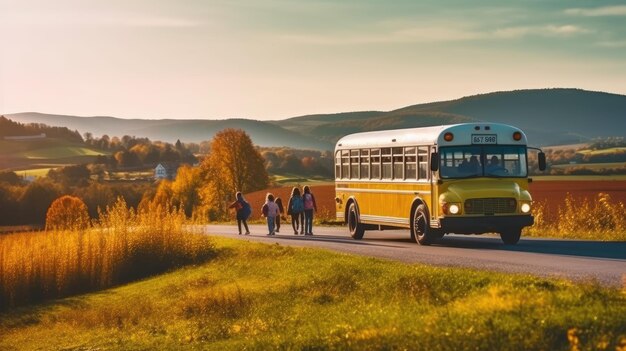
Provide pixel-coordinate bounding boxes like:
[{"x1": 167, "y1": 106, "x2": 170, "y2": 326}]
[
  {"x1": 0, "y1": 129, "x2": 269, "y2": 226},
  {"x1": 0, "y1": 116, "x2": 83, "y2": 142}
]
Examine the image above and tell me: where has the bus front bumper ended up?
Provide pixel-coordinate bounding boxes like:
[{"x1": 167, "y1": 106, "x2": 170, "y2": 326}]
[{"x1": 439, "y1": 215, "x2": 534, "y2": 234}]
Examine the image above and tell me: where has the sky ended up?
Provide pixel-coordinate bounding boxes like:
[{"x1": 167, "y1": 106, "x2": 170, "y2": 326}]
[{"x1": 1, "y1": 0, "x2": 625, "y2": 120}]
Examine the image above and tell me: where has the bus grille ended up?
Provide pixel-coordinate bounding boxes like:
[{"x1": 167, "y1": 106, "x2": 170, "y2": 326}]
[{"x1": 464, "y1": 198, "x2": 516, "y2": 215}]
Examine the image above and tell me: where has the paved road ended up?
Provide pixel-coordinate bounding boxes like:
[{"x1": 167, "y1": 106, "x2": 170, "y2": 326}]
[{"x1": 202, "y1": 224, "x2": 626, "y2": 287}]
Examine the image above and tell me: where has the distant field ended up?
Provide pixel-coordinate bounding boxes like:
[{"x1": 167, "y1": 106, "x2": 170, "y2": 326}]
[
  {"x1": 271, "y1": 173, "x2": 333, "y2": 186},
  {"x1": 550, "y1": 162, "x2": 626, "y2": 170},
  {"x1": 532, "y1": 174, "x2": 626, "y2": 181},
  {"x1": 245, "y1": 184, "x2": 336, "y2": 221},
  {"x1": 17, "y1": 167, "x2": 54, "y2": 178},
  {"x1": 0, "y1": 138, "x2": 108, "y2": 172},
  {"x1": 18, "y1": 146, "x2": 105, "y2": 160},
  {"x1": 577, "y1": 147, "x2": 626, "y2": 156},
  {"x1": 246, "y1": 177, "x2": 626, "y2": 229}
]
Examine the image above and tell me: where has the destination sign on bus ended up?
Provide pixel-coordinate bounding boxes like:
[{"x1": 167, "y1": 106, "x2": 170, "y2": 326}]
[{"x1": 472, "y1": 134, "x2": 497, "y2": 144}]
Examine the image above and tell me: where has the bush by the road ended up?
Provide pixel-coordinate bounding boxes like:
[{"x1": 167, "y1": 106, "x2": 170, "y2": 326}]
[{"x1": 0, "y1": 198, "x2": 216, "y2": 310}]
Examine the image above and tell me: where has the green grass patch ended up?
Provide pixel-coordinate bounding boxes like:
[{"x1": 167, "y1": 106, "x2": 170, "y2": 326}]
[
  {"x1": 271, "y1": 173, "x2": 333, "y2": 186},
  {"x1": 18, "y1": 145, "x2": 105, "y2": 160},
  {"x1": 551, "y1": 162, "x2": 626, "y2": 170},
  {"x1": 15, "y1": 167, "x2": 54, "y2": 178},
  {"x1": 532, "y1": 174, "x2": 626, "y2": 181},
  {"x1": 1, "y1": 237, "x2": 625, "y2": 350},
  {"x1": 577, "y1": 147, "x2": 626, "y2": 156}
]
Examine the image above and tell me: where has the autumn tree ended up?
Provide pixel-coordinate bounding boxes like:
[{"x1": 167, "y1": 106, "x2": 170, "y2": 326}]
[
  {"x1": 171, "y1": 164, "x2": 203, "y2": 217},
  {"x1": 19, "y1": 179, "x2": 62, "y2": 225},
  {"x1": 151, "y1": 179, "x2": 174, "y2": 209},
  {"x1": 200, "y1": 129, "x2": 268, "y2": 220},
  {"x1": 45, "y1": 195, "x2": 90, "y2": 230}
]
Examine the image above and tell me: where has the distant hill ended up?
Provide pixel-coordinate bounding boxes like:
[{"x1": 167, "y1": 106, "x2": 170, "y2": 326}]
[
  {"x1": 6, "y1": 88, "x2": 626, "y2": 150},
  {"x1": 5, "y1": 113, "x2": 332, "y2": 150},
  {"x1": 275, "y1": 89, "x2": 626, "y2": 146}
]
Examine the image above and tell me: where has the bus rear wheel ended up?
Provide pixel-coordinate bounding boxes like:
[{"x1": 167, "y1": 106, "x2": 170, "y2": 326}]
[
  {"x1": 411, "y1": 204, "x2": 435, "y2": 245},
  {"x1": 348, "y1": 203, "x2": 365, "y2": 240},
  {"x1": 500, "y1": 228, "x2": 521, "y2": 245}
]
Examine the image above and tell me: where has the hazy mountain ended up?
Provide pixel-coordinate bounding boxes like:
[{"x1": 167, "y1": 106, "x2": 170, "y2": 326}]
[
  {"x1": 278, "y1": 88, "x2": 626, "y2": 146},
  {"x1": 5, "y1": 113, "x2": 332, "y2": 150},
  {"x1": 6, "y1": 88, "x2": 626, "y2": 150}
]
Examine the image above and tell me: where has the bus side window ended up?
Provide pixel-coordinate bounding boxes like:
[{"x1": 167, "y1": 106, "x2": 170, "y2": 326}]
[
  {"x1": 405, "y1": 147, "x2": 417, "y2": 180},
  {"x1": 393, "y1": 147, "x2": 403, "y2": 180},
  {"x1": 371, "y1": 149, "x2": 381, "y2": 179},
  {"x1": 382, "y1": 148, "x2": 392, "y2": 179},
  {"x1": 335, "y1": 151, "x2": 341, "y2": 179},
  {"x1": 341, "y1": 150, "x2": 349, "y2": 179},
  {"x1": 418, "y1": 146, "x2": 429, "y2": 180},
  {"x1": 350, "y1": 150, "x2": 359, "y2": 179},
  {"x1": 360, "y1": 149, "x2": 370, "y2": 179}
]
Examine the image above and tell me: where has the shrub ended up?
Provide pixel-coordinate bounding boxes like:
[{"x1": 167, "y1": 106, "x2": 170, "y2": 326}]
[
  {"x1": 525, "y1": 193, "x2": 626, "y2": 240},
  {"x1": 45, "y1": 195, "x2": 90, "y2": 230},
  {"x1": 0, "y1": 197, "x2": 216, "y2": 310}
]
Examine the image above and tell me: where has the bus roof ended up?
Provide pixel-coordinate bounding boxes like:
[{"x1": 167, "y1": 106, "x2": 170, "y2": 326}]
[{"x1": 334, "y1": 123, "x2": 527, "y2": 150}]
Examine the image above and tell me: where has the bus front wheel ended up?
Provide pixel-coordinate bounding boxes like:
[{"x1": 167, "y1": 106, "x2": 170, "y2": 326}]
[
  {"x1": 411, "y1": 204, "x2": 435, "y2": 245},
  {"x1": 348, "y1": 203, "x2": 365, "y2": 240},
  {"x1": 500, "y1": 229, "x2": 521, "y2": 245}
]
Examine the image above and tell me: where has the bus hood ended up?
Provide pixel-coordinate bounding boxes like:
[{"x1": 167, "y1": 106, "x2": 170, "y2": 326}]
[{"x1": 441, "y1": 179, "x2": 530, "y2": 202}]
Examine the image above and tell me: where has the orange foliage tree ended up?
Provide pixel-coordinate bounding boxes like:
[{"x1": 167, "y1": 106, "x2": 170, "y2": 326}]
[
  {"x1": 200, "y1": 129, "x2": 269, "y2": 220},
  {"x1": 45, "y1": 195, "x2": 90, "y2": 230}
]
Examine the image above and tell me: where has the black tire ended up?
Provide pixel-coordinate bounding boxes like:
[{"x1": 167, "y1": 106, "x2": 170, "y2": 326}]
[
  {"x1": 348, "y1": 202, "x2": 365, "y2": 240},
  {"x1": 500, "y1": 228, "x2": 521, "y2": 245},
  {"x1": 411, "y1": 204, "x2": 435, "y2": 245}
]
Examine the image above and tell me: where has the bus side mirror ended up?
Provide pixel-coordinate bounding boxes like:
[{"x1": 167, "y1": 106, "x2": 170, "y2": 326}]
[
  {"x1": 430, "y1": 152, "x2": 439, "y2": 172},
  {"x1": 538, "y1": 152, "x2": 546, "y2": 171}
]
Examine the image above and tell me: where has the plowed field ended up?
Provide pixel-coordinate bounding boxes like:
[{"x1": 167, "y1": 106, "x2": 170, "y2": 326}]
[{"x1": 243, "y1": 180, "x2": 626, "y2": 222}]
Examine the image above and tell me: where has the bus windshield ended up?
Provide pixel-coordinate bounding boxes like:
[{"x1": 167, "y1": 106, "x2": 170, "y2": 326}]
[{"x1": 439, "y1": 145, "x2": 528, "y2": 179}]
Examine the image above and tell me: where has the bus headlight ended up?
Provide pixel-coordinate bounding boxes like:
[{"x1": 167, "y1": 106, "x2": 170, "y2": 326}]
[
  {"x1": 442, "y1": 202, "x2": 461, "y2": 215},
  {"x1": 520, "y1": 202, "x2": 531, "y2": 213}
]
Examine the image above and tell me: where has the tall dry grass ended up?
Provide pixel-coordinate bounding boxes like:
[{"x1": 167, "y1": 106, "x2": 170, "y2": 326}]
[
  {"x1": 526, "y1": 192, "x2": 626, "y2": 240},
  {"x1": 0, "y1": 197, "x2": 216, "y2": 311}
]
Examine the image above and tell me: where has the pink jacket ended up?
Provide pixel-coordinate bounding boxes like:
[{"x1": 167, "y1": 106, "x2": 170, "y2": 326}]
[{"x1": 265, "y1": 201, "x2": 280, "y2": 218}]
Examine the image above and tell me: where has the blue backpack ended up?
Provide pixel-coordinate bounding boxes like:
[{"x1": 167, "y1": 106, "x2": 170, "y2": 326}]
[
  {"x1": 291, "y1": 196, "x2": 304, "y2": 213},
  {"x1": 242, "y1": 201, "x2": 252, "y2": 219}
]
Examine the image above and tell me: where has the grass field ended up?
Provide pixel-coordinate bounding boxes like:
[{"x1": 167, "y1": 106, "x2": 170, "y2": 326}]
[
  {"x1": 550, "y1": 162, "x2": 626, "y2": 170},
  {"x1": 0, "y1": 138, "x2": 107, "y2": 173},
  {"x1": 577, "y1": 147, "x2": 626, "y2": 156},
  {"x1": 245, "y1": 179, "x2": 626, "y2": 240},
  {"x1": 15, "y1": 167, "x2": 54, "y2": 178},
  {"x1": 531, "y1": 175, "x2": 626, "y2": 181},
  {"x1": 1, "y1": 237, "x2": 624, "y2": 350},
  {"x1": 18, "y1": 145, "x2": 105, "y2": 159},
  {"x1": 270, "y1": 173, "x2": 333, "y2": 186}
]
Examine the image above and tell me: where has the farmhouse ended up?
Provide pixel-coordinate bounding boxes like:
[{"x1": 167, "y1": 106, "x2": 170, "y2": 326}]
[{"x1": 154, "y1": 163, "x2": 179, "y2": 180}]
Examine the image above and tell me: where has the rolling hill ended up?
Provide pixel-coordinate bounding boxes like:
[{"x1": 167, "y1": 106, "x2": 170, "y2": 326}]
[
  {"x1": 6, "y1": 88, "x2": 626, "y2": 150},
  {"x1": 273, "y1": 88, "x2": 626, "y2": 146},
  {"x1": 0, "y1": 138, "x2": 107, "y2": 170}
]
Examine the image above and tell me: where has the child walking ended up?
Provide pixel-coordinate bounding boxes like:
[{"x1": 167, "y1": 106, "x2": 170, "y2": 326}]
[
  {"x1": 275, "y1": 197, "x2": 285, "y2": 233},
  {"x1": 228, "y1": 191, "x2": 251, "y2": 235},
  {"x1": 286, "y1": 187, "x2": 304, "y2": 235},
  {"x1": 302, "y1": 186, "x2": 317, "y2": 235},
  {"x1": 261, "y1": 193, "x2": 280, "y2": 236}
]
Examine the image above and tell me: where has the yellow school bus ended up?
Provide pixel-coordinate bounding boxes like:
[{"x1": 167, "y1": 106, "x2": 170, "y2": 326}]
[{"x1": 334, "y1": 123, "x2": 546, "y2": 245}]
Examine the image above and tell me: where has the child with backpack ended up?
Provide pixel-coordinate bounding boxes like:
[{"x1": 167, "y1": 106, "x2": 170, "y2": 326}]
[
  {"x1": 302, "y1": 186, "x2": 317, "y2": 235},
  {"x1": 261, "y1": 193, "x2": 280, "y2": 236},
  {"x1": 228, "y1": 191, "x2": 251, "y2": 235},
  {"x1": 274, "y1": 197, "x2": 285, "y2": 233},
  {"x1": 286, "y1": 187, "x2": 305, "y2": 235}
]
